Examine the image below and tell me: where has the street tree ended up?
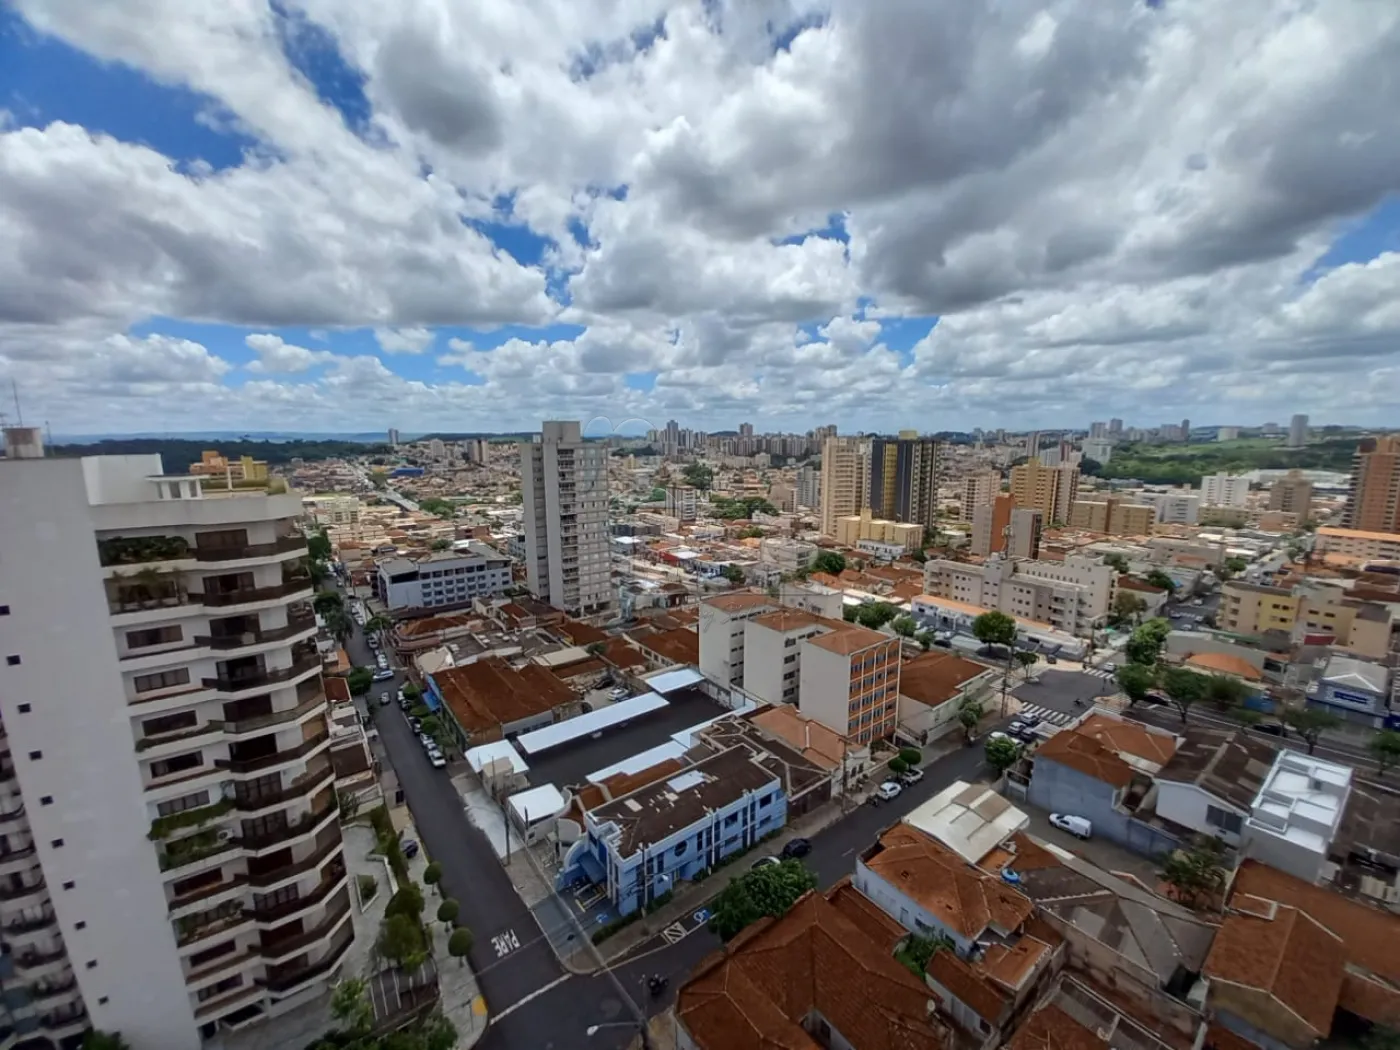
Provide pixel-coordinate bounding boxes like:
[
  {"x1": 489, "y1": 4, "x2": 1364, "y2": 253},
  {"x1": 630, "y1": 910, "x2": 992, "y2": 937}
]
[
  {"x1": 448, "y1": 927, "x2": 474, "y2": 967},
  {"x1": 1282, "y1": 707, "x2": 1340, "y2": 753},
  {"x1": 984, "y1": 735, "x2": 1022, "y2": 777},
  {"x1": 1159, "y1": 837, "x2": 1228, "y2": 910},
  {"x1": 1111, "y1": 591, "x2": 1147, "y2": 626},
  {"x1": 1124, "y1": 618, "x2": 1172, "y2": 666},
  {"x1": 307, "y1": 529, "x2": 333, "y2": 562},
  {"x1": 81, "y1": 1035, "x2": 131, "y2": 1050},
  {"x1": 1371, "y1": 731, "x2": 1400, "y2": 777},
  {"x1": 891, "y1": 615, "x2": 917, "y2": 638},
  {"x1": 313, "y1": 590, "x2": 345, "y2": 616},
  {"x1": 709, "y1": 858, "x2": 817, "y2": 941},
  {"x1": 1160, "y1": 666, "x2": 1208, "y2": 724},
  {"x1": 958, "y1": 696, "x2": 986, "y2": 741},
  {"x1": 364, "y1": 614, "x2": 393, "y2": 635},
  {"x1": 811, "y1": 551, "x2": 847, "y2": 576},
  {"x1": 972, "y1": 611, "x2": 1018, "y2": 713},
  {"x1": 437, "y1": 898, "x2": 460, "y2": 930},
  {"x1": 422, "y1": 861, "x2": 443, "y2": 896},
  {"x1": 331, "y1": 978, "x2": 374, "y2": 1036},
  {"x1": 1114, "y1": 663, "x2": 1157, "y2": 706},
  {"x1": 1203, "y1": 674, "x2": 1249, "y2": 711},
  {"x1": 916, "y1": 630, "x2": 934, "y2": 651},
  {"x1": 1013, "y1": 651, "x2": 1039, "y2": 680},
  {"x1": 377, "y1": 912, "x2": 428, "y2": 970},
  {"x1": 1144, "y1": 569, "x2": 1177, "y2": 593},
  {"x1": 1104, "y1": 553, "x2": 1130, "y2": 573},
  {"x1": 722, "y1": 564, "x2": 746, "y2": 584},
  {"x1": 856, "y1": 602, "x2": 899, "y2": 630},
  {"x1": 386, "y1": 882, "x2": 425, "y2": 921},
  {"x1": 346, "y1": 667, "x2": 374, "y2": 696}
]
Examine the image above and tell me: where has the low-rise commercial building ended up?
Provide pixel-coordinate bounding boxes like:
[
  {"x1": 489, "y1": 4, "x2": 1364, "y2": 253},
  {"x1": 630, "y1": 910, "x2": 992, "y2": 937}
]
[
  {"x1": 1219, "y1": 580, "x2": 1300, "y2": 636},
  {"x1": 1307, "y1": 653, "x2": 1392, "y2": 726},
  {"x1": 897, "y1": 652, "x2": 997, "y2": 745},
  {"x1": 428, "y1": 657, "x2": 579, "y2": 745},
  {"x1": 1068, "y1": 497, "x2": 1155, "y2": 536},
  {"x1": 1315, "y1": 526, "x2": 1400, "y2": 563},
  {"x1": 375, "y1": 545, "x2": 511, "y2": 614},
  {"x1": 1138, "y1": 490, "x2": 1201, "y2": 525},
  {"x1": 923, "y1": 555, "x2": 1115, "y2": 635},
  {"x1": 835, "y1": 508, "x2": 923, "y2": 552}
]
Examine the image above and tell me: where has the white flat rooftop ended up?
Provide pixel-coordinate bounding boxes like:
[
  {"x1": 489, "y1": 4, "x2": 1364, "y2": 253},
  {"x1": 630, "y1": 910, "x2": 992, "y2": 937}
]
[
  {"x1": 644, "y1": 667, "x2": 703, "y2": 694},
  {"x1": 508, "y1": 784, "x2": 567, "y2": 825},
  {"x1": 516, "y1": 692, "x2": 669, "y2": 754},
  {"x1": 587, "y1": 741, "x2": 688, "y2": 784},
  {"x1": 466, "y1": 739, "x2": 529, "y2": 776}
]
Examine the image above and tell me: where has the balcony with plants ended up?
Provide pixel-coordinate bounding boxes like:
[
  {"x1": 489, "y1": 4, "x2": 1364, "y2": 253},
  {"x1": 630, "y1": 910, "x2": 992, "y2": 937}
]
[
  {"x1": 107, "y1": 568, "x2": 192, "y2": 615},
  {"x1": 174, "y1": 898, "x2": 251, "y2": 949},
  {"x1": 158, "y1": 827, "x2": 241, "y2": 873},
  {"x1": 148, "y1": 798, "x2": 236, "y2": 843},
  {"x1": 97, "y1": 534, "x2": 192, "y2": 568}
]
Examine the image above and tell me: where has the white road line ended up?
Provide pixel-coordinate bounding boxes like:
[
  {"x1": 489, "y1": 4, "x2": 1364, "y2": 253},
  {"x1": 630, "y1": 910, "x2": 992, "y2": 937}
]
[{"x1": 493, "y1": 973, "x2": 573, "y2": 1021}]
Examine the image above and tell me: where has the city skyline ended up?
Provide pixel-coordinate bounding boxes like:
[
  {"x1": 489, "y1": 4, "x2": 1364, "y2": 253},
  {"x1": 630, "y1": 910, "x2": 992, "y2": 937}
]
[{"x1": 2, "y1": 3, "x2": 1399, "y2": 434}]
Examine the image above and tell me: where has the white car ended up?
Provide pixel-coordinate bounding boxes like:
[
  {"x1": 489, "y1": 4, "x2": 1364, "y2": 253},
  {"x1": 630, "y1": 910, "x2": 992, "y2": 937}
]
[
  {"x1": 876, "y1": 780, "x2": 903, "y2": 801},
  {"x1": 377, "y1": 692, "x2": 392, "y2": 707},
  {"x1": 371, "y1": 668, "x2": 394, "y2": 682},
  {"x1": 429, "y1": 753, "x2": 447, "y2": 769},
  {"x1": 1049, "y1": 813, "x2": 1093, "y2": 839}
]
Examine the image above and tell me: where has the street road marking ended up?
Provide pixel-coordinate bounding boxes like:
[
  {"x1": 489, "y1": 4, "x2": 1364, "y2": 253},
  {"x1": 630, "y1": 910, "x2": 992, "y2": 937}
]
[
  {"x1": 692, "y1": 908, "x2": 711, "y2": 925},
  {"x1": 493, "y1": 974, "x2": 572, "y2": 1021},
  {"x1": 662, "y1": 922, "x2": 687, "y2": 944},
  {"x1": 491, "y1": 929, "x2": 522, "y2": 958}
]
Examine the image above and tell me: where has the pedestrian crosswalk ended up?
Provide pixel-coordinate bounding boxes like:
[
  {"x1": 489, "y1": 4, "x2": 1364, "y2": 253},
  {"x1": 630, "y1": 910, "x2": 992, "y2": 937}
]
[
  {"x1": 1083, "y1": 666, "x2": 1116, "y2": 680},
  {"x1": 1016, "y1": 702, "x2": 1078, "y2": 727}
]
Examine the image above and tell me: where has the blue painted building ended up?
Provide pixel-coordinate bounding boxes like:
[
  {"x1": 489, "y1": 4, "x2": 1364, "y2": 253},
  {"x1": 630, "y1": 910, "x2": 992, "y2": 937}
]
[
  {"x1": 1308, "y1": 653, "x2": 1392, "y2": 728},
  {"x1": 558, "y1": 746, "x2": 785, "y2": 916}
]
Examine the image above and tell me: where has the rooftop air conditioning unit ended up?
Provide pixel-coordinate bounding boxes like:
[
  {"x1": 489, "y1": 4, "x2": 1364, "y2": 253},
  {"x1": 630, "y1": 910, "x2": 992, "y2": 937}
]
[{"x1": 215, "y1": 829, "x2": 236, "y2": 843}]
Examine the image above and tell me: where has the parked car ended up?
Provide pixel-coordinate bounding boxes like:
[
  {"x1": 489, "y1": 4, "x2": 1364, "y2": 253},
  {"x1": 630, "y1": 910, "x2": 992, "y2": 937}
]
[
  {"x1": 876, "y1": 780, "x2": 903, "y2": 801},
  {"x1": 1018, "y1": 714, "x2": 1042, "y2": 728},
  {"x1": 988, "y1": 730, "x2": 1015, "y2": 744},
  {"x1": 1253, "y1": 722, "x2": 1287, "y2": 737},
  {"x1": 1102, "y1": 662, "x2": 1117, "y2": 674},
  {"x1": 1044, "y1": 654, "x2": 1058, "y2": 665},
  {"x1": 609, "y1": 687, "x2": 629, "y2": 699},
  {"x1": 367, "y1": 635, "x2": 379, "y2": 649},
  {"x1": 419, "y1": 733, "x2": 434, "y2": 749},
  {"x1": 898, "y1": 768, "x2": 924, "y2": 786},
  {"x1": 1008, "y1": 720, "x2": 1031, "y2": 736},
  {"x1": 401, "y1": 839, "x2": 420, "y2": 859},
  {"x1": 377, "y1": 692, "x2": 392, "y2": 707},
  {"x1": 1049, "y1": 813, "x2": 1092, "y2": 839},
  {"x1": 751, "y1": 855, "x2": 782, "y2": 870},
  {"x1": 780, "y1": 837, "x2": 811, "y2": 859},
  {"x1": 408, "y1": 718, "x2": 422, "y2": 733},
  {"x1": 429, "y1": 753, "x2": 447, "y2": 769},
  {"x1": 1191, "y1": 598, "x2": 1204, "y2": 606},
  {"x1": 372, "y1": 668, "x2": 394, "y2": 681}
]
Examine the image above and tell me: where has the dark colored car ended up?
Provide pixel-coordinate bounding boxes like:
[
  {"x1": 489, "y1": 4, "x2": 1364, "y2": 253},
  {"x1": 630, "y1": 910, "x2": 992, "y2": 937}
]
[
  {"x1": 780, "y1": 838, "x2": 812, "y2": 859},
  {"x1": 401, "y1": 839, "x2": 420, "y2": 859},
  {"x1": 1253, "y1": 722, "x2": 1287, "y2": 737}
]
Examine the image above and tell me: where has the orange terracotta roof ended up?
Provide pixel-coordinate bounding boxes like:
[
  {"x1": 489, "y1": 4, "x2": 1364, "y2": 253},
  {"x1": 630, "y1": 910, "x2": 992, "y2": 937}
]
[
  {"x1": 598, "y1": 758, "x2": 689, "y2": 801},
  {"x1": 1204, "y1": 904, "x2": 1344, "y2": 1038},
  {"x1": 749, "y1": 705, "x2": 849, "y2": 770},
  {"x1": 1340, "y1": 973, "x2": 1400, "y2": 1027},
  {"x1": 806, "y1": 624, "x2": 893, "y2": 656},
  {"x1": 602, "y1": 638, "x2": 647, "y2": 670},
  {"x1": 1184, "y1": 651, "x2": 1263, "y2": 681},
  {"x1": 703, "y1": 592, "x2": 776, "y2": 614},
  {"x1": 634, "y1": 626, "x2": 699, "y2": 666},
  {"x1": 981, "y1": 936, "x2": 1051, "y2": 990},
  {"x1": 1005, "y1": 1004, "x2": 1109, "y2": 1050},
  {"x1": 433, "y1": 657, "x2": 575, "y2": 735},
  {"x1": 1206, "y1": 1024, "x2": 1262, "y2": 1050},
  {"x1": 825, "y1": 877, "x2": 906, "y2": 953},
  {"x1": 928, "y1": 950, "x2": 1009, "y2": 1023},
  {"x1": 864, "y1": 825, "x2": 1034, "y2": 939},
  {"x1": 676, "y1": 890, "x2": 950, "y2": 1050},
  {"x1": 1118, "y1": 576, "x2": 1167, "y2": 594},
  {"x1": 1034, "y1": 731, "x2": 1134, "y2": 789},
  {"x1": 1231, "y1": 859, "x2": 1400, "y2": 1017},
  {"x1": 396, "y1": 612, "x2": 479, "y2": 638},
  {"x1": 1074, "y1": 713, "x2": 1178, "y2": 766},
  {"x1": 899, "y1": 652, "x2": 990, "y2": 706},
  {"x1": 808, "y1": 571, "x2": 843, "y2": 588},
  {"x1": 558, "y1": 618, "x2": 609, "y2": 646},
  {"x1": 750, "y1": 609, "x2": 835, "y2": 633}
]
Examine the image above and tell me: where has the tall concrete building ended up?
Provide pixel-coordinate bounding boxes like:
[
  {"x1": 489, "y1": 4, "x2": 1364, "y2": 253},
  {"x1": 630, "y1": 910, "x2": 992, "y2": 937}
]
[
  {"x1": 521, "y1": 421, "x2": 613, "y2": 616},
  {"x1": 796, "y1": 465, "x2": 821, "y2": 511},
  {"x1": 1069, "y1": 497, "x2": 1156, "y2": 536},
  {"x1": 0, "y1": 429, "x2": 349, "y2": 1048},
  {"x1": 1269, "y1": 470, "x2": 1314, "y2": 517},
  {"x1": 1007, "y1": 508, "x2": 1044, "y2": 559},
  {"x1": 958, "y1": 472, "x2": 1000, "y2": 522},
  {"x1": 1089, "y1": 421, "x2": 1107, "y2": 439},
  {"x1": 867, "y1": 434, "x2": 940, "y2": 530},
  {"x1": 387, "y1": 428, "x2": 400, "y2": 447},
  {"x1": 1009, "y1": 457, "x2": 1079, "y2": 525},
  {"x1": 970, "y1": 494, "x2": 1014, "y2": 557},
  {"x1": 1288, "y1": 414, "x2": 1309, "y2": 449},
  {"x1": 1341, "y1": 435, "x2": 1400, "y2": 533},
  {"x1": 1109, "y1": 418, "x2": 1123, "y2": 437},
  {"x1": 1199, "y1": 472, "x2": 1251, "y2": 509},
  {"x1": 818, "y1": 436, "x2": 868, "y2": 537}
]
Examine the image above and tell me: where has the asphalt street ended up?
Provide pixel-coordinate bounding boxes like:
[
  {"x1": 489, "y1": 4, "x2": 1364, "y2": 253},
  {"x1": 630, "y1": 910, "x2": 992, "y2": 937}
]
[{"x1": 338, "y1": 594, "x2": 571, "y2": 1047}]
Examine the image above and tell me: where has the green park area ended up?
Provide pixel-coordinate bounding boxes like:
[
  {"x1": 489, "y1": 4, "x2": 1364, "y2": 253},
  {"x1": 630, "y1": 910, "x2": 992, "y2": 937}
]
[{"x1": 1091, "y1": 436, "x2": 1356, "y2": 486}]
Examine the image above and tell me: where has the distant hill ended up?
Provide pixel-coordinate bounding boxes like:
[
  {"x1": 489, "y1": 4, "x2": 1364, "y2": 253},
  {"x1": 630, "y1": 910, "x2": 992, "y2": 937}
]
[{"x1": 49, "y1": 436, "x2": 391, "y2": 466}]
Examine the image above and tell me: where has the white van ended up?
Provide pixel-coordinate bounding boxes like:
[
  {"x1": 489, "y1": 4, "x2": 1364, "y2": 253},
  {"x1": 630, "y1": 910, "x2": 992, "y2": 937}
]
[{"x1": 1049, "y1": 813, "x2": 1092, "y2": 839}]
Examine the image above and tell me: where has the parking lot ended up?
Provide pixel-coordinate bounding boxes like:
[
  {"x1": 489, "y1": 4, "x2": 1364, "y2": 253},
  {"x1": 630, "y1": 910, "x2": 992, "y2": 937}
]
[
  {"x1": 522, "y1": 686, "x2": 730, "y2": 790},
  {"x1": 1022, "y1": 806, "x2": 1162, "y2": 884}
]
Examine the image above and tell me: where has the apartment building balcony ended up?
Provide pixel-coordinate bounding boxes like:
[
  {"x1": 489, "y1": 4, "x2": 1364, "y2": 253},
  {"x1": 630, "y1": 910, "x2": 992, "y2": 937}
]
[
  {"x1": 176, "y1": 904, "x2": 255, "y2": 952},
  {"x1": 193, "y1": 535, "x2": 307, "y2": 566},
  {"x1": 231, "y1": 756, "x2": 334, "y2": 816},
  {"x1": 194, "y1": 609, "x2": 317, "y2": 653},
  {"x1": 216, "y1": 731, "x2": 330, "y2": 777},
  {"x1": 193, "y1": 982, "x2": 266, "y2": 1024},
  {"x1": 202, "y1": 653, "x2": 320, "y2": 696},
  {"x1": 37, "y1": 1005, "x2": 88, "y2": 1042},
  {"x1": 0, "y1": 800, "x2": 26, "y2": 828},
  {"x1": 259, "y1": 922, "x2": 353, "y2": 997},
  {"x1": 97, "y1": 534, "x2": 194, "y2": 570},
  {"x1": 196, "y1": 579, "x2": 315, "y2": 610},
  {"x1": 3, "y1": 907, "x2": 57, "y2": 934},
  {"x1": 0, "y1": 877, "x2": 49, "y2": 907},
  {"x1": 29, "y1": 978, "x2": 81, "y2": 1011},
  {"x1": 158, "y1": 830, "x2": 242, "y2": 875},
  {"x1": 259, "y1": 887, "x2": 352, "y2": 965},
  {"x1": 0, "y1": 845, "x2": 37, "y2": 877},
  {"x1": 250, "y1": 863, "x2": 347, "y2": 927},
  {"x1": 240, "y1": 798, "x2": 337, "y2": 856},
  {"x1": 222, "y1": 691, "x2": 325, "y2": 740},
  {"x1": 169, "y1": 874, "x2": 250, "y2": 920},
  {"x1": 136, "y1": 720, "x2": 228, "y2": 757},
  {"x1": 12, "y1": 944, "x2": 71, "y2": 981},
  {"x1": 185, "y1": 948, "x2": 261, "y2": 992},
  {"x1": 247, "y1": 828, "x2": 342, "y2": 892}
]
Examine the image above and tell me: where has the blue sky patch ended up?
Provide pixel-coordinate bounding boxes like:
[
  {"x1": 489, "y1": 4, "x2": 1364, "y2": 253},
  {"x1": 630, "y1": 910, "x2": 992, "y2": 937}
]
[{"x1": 271, "y1": 2, "x2": 374, "y2": 139}]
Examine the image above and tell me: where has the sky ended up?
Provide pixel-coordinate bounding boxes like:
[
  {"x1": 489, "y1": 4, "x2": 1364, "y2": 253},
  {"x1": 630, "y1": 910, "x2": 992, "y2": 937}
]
[{"x1": 1, "y1": 0, "x2": 1399, "y2": 437}]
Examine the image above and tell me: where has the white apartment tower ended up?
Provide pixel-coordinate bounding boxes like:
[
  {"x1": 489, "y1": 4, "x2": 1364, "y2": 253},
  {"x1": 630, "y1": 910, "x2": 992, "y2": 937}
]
[
  {"x1": 1199, "y1": 472, "x2": 1251, "y2": 509},
  {"x1": 1288, "y1": 414, "x2": 1309, "y2": 449},
  {"x1": 521, "y1": 421, "x2": 613, "y2": 617},
  {"x1": 0, "y1": 430, "x2": 349, "y2": 1049}
]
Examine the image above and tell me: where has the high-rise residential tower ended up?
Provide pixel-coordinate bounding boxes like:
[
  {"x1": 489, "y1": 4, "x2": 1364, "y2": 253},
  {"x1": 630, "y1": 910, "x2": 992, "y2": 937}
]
[
  {"x1": 1288, "y1": 414, "x2": 1309, "y2": 449},
  {"x1": 521, "y1": 421, "x2": 613, "y2": 616},
  {"x1": 1341, "y1": 435, "x2": 1400, "y2": 533},
  {"x1": 818, "y1": 437, "x2": 869, "y2": 537},
  {"x1": 1009, "y1": 457, "x2": 1080, "y2": 525},
  {"x1": 0, "y1": 429, "x2": 349, "y2": 1048},
  {"x1": 867, "y1": 434, "x2": 940, "y2": 531}
]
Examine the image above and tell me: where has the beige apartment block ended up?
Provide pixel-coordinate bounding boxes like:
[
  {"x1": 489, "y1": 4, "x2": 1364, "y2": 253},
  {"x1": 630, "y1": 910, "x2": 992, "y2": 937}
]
[
  {"x1": 1341, "y1": 435, "x2": 1400, "y2": 533},
  {"x1": 697, "y1": 592, "x2": 778, "y2": 687},
  {"x1": 970, "y1": 494, "x2": 1014, "y2": 557},
  {"x1": 1009, "y1": 457, "x2": 1079, "y2": 525},
  {"x1": 1007, "y1": 508, "x2": 1044, "y2": 559},
  {"x1": 819, "y1": 436, "x2": 869, "y2": 537},
  {"x1": 834, "y1": 509, "x2": 923, "y2": 552},
  {"x1": 1315, "y1": 526, "x2": 1400, "y2": 563},
  {"x1": 1069, "y1": 497, "x2": 1156, "y2": 536},
  {"x1": 665, "y1": 484, "x2": 699, "y2": 522},
  {"x1": 923, "y1": 554, "x2": 1115, "y2": 635},
  {"x1": 797, "y1": 626, "x2": 902, "y2": 745},
  {"x1": 1292, "y1": 581, "x2": 1397, "y2": 659},
  {"x1": 743, "y1": 609, "x2": 840, "y2": 706},
  {"x1": 1219, "y1": 580, "x2": 1301, "y2": 635},
  {"x1": 1268, "y1": 470, "x2": 1313, "y2": 517},
  {"x1": 959, "y1": 472, "x2": 1001, "y2": 521}
]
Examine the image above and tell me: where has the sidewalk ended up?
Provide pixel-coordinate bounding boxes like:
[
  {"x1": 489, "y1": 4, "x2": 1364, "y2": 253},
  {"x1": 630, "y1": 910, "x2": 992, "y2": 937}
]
[
  {"x1": 565, "y1": 732, "x2": 975, "y2": 971},
  {"x1": 405, "y1": 825, "x2": 490, "y2": 1049}
]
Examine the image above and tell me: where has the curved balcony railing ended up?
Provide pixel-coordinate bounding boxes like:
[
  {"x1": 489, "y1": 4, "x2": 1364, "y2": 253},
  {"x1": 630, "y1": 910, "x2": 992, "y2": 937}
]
[{"x1": 193, "y1": 536, "x2": 307, "y2": 564}]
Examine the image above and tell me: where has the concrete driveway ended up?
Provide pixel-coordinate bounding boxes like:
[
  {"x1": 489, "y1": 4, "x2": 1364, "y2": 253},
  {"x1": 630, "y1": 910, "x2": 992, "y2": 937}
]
[{"x1": 1022, "y1": 807, "x2": 1163, "y2": 884}]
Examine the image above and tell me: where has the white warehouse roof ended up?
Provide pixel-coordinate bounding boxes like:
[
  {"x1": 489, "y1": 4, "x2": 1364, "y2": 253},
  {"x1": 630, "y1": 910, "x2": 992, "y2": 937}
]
[
  {"x1": 508, "y1": 784, "x2": 567, "y2": 825},
  {"x1": 465, "y1": 739, "x2": 529, "y2": 776},
  {"x1": 644, "y1": 667, "x2": 703, "y2": 694},
  {"x1": 515, "y1": 692, "x2": 669, "y2": 754}
]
